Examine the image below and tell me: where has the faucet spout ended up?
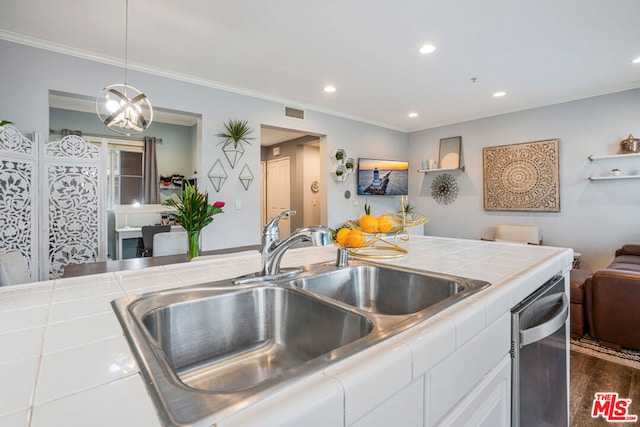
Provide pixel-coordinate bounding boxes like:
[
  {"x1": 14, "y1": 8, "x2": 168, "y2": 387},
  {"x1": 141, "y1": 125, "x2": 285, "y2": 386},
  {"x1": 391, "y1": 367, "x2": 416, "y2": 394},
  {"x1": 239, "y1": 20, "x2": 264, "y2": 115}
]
[{"x1": 261, "y1": 220, "x2": 332, "y2": 277}]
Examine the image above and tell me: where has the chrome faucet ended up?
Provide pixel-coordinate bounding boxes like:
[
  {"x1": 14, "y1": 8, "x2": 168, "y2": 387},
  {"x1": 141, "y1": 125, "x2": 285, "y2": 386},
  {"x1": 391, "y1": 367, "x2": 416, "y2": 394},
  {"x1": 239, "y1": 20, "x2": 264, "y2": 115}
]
[{"x1": 260, "y1": 210, "x2": 332, "y2": 276}]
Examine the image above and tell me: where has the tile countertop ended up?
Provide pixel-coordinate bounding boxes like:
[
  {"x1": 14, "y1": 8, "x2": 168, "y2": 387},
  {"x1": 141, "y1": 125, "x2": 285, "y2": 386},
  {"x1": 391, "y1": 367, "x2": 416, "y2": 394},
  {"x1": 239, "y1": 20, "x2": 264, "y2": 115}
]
[{"x1": 0, "y1": 236, "x2": 573, "y2": 427}]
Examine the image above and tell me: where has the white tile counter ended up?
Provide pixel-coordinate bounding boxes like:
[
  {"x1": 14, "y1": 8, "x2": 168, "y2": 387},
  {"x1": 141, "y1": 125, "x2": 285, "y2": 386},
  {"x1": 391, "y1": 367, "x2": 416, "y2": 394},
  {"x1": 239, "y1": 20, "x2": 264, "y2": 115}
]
[{"x1": 0, "y1": 237, "x2": 573, "y2": 427}]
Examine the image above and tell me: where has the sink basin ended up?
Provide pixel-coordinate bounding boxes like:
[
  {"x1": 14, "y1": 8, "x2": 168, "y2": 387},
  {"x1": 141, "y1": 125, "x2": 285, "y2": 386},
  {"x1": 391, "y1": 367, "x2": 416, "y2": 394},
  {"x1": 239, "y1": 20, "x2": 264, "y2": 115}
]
[
  {"x1": 111, "y1": 260, "x2": 490, "y2": 425},
  {"x1": 289, "y1": 265, "x2": 464, "y2": 315},
  {"x1": 142, "y1": 286, "x2": 373, "y2": 393}
]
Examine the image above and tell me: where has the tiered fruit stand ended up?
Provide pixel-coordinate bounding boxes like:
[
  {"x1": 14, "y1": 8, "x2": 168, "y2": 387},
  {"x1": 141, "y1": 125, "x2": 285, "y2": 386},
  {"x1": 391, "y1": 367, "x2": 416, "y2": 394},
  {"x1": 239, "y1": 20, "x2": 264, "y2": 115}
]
[{"x1": 338, "y1": 199, "x2": 429, "y2": 259}]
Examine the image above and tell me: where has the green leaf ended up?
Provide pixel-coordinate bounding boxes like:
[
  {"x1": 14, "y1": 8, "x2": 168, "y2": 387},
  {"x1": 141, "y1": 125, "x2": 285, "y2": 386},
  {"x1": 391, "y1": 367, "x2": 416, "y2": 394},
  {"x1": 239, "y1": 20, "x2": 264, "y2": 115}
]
[
  {"x1": 162, "y1": 182, "x2": 224, "y2": 233},
  {"x1": 216, "y1": 119, "x2": 254, "y2": 148}
]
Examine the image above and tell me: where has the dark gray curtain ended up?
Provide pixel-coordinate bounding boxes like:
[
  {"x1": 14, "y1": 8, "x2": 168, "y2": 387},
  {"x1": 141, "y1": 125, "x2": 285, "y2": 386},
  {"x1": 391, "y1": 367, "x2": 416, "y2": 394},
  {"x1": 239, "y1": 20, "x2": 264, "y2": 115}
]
[{"x1": 143, "y1": 137, "x2": 160, "y2": 204}]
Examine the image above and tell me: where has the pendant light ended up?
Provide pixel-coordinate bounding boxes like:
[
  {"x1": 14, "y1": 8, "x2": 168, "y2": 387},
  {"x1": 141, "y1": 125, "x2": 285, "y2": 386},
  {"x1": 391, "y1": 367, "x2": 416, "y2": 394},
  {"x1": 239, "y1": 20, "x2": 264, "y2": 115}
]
[{"x1": 96, "y1": 0, "x2": 153, "y2": 135}]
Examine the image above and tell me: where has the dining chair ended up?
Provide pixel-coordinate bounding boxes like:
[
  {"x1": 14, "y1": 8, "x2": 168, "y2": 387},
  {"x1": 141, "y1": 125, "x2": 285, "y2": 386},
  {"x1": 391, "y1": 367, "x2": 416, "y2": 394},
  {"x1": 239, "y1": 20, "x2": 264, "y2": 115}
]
[
  {"x1": 494, "y1": 224, "x2": 542, "y2": 245},
  {"x1": 137, "y1": 225, "x2": 172, "y2": 257},
  {"x1": 0, "y1": 250, "x2": 31, "y2": 286},
  {"x1": 153, "y1": 231, "x2": 188, "y2": 257}
]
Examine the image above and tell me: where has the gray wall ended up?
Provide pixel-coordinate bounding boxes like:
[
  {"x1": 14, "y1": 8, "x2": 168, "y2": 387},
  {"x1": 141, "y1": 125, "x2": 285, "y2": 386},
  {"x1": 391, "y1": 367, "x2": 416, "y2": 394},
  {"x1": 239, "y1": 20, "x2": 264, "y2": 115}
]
[
  {"x1": 408, "y1": 88, "x2": 640, "y2": 271},
  {"x1": 7, "y1": 39, "x2": 635, "y2": 268},
  {"x1": 1, "y1": 40, "x2": 408, "y2": 251}
]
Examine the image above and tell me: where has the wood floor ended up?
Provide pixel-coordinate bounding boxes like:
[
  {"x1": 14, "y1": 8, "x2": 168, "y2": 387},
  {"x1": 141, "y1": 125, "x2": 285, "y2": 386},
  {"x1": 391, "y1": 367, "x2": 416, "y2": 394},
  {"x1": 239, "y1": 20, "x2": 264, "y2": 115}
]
[{"x1": 570, "y1": 350, "x2": 640, "y2": 426}]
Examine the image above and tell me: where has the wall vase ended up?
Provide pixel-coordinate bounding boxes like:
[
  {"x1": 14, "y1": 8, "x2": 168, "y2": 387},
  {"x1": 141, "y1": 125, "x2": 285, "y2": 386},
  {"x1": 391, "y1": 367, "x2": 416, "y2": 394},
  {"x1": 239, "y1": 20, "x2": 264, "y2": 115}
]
[
  {"x1": 188, "y1": 230, "x2": 201, "y2": 260},
  {"x1": 222, "y1": 142, "x2": 245, "y2": 169}
]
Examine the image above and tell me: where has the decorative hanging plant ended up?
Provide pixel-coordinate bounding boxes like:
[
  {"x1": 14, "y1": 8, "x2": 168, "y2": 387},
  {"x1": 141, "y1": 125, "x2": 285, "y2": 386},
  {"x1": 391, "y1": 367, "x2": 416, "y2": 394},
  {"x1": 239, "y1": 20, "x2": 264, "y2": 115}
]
[{"x1": 216, "y1": 119, "x2": 254, "y2": 148}]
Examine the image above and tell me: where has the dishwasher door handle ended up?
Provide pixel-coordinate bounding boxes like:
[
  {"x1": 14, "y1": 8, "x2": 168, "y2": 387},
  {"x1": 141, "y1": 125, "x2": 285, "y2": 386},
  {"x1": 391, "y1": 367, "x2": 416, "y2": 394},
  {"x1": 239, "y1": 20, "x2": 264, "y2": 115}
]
[{"x1": 520, "y1": 293, "x2": 569, "y2": 347}]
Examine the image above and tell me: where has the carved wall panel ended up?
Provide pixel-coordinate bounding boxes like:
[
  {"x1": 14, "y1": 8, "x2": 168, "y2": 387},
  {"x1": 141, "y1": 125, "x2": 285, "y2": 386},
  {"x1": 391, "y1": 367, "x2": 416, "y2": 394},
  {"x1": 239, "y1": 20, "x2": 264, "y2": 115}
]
[
  {"x1": 43, "y1": 135, "x2": 105, "y2": 279},
  {"x1": 0, "y1": 125, "x2": 38, "y2": 280},
  {"x1": 483, "y1": 139, "x2": 560, "y2": 212}
]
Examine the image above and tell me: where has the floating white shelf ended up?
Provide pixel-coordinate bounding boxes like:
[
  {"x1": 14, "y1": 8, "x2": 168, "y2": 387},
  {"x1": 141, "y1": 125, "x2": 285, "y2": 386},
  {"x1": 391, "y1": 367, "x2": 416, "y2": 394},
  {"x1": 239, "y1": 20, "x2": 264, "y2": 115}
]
[
  {"x1": 588, "y1": 152, "x2": 640, "y2": 161},
  {"x1": 588, "y1": 175, "x2": 640, "y2": 181},
  {"x1": 417, "y1": 166, "x2": 465, "y2": 173}
]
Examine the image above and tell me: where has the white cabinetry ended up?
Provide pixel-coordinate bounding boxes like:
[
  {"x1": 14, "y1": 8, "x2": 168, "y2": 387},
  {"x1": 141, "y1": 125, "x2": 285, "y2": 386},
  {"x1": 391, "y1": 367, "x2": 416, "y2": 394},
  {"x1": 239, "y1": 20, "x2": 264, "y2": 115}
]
[
  {"x1": 436, "y1": 355, "x2": 511, "y2": 427},
  {"x1": 349, "y1": 378, "x2": 424, "y2": 427}
]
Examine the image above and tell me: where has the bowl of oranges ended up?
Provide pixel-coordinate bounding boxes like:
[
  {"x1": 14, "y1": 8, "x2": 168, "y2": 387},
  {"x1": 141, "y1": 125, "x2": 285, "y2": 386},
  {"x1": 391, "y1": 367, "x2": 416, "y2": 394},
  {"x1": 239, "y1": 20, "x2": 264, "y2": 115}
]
[{"x1": 332, "y1": 202, "x2": 411, "y2": 258}]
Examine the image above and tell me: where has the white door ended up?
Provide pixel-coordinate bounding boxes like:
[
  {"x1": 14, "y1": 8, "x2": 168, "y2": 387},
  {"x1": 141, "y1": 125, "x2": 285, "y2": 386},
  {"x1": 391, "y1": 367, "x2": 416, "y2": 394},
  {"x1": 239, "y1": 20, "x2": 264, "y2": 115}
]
[
  {"x1": 260, "y1": 161, "x2": 266, "y2": 230},
  {"x1": 266, "y1": 157, "x2": 291, "y2": 237}
]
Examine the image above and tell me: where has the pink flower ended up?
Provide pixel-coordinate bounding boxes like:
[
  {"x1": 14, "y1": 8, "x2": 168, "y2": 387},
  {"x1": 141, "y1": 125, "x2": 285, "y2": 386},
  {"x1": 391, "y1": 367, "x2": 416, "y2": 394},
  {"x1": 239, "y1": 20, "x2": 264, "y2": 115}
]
[{"x1": 214, "y1": 201, "x2": 225, "y2": 208}]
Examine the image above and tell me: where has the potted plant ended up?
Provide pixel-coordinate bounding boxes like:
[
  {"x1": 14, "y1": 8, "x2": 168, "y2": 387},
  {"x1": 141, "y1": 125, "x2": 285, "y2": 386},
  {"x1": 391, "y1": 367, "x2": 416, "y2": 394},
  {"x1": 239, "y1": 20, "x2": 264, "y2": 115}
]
[
  {"x1": 162, "y1": 183, "x2": 224, "y2": 259},
  {"x1": 217, "y1": 119, "x2": 254, "y2": 168},
  {"x1": 216, "y1": 119, "x2": 254, "y2": 149},
  {"x1": 345, "y1": 158, "x2": 355, "y2": 173}
]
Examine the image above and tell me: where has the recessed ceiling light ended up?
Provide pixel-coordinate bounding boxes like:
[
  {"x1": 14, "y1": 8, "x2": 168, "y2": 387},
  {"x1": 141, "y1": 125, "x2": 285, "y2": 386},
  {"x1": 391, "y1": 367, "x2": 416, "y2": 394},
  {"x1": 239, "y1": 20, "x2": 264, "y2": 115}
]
[
  {"x1": 324, "y1": 85, "x2": 336, "y2": 93},
  {"x1": 418, "y1": 44, "x2": 437, "y2": 54},
  {"x1": 408, "y1": 112, "x2": 419, "y2": 118},
  {"x1": 632, "y1": 57, "x2": 640, "y2": 64},
  {"x1": 493, "y1": 91, "x2": 507, "y2": 98}
]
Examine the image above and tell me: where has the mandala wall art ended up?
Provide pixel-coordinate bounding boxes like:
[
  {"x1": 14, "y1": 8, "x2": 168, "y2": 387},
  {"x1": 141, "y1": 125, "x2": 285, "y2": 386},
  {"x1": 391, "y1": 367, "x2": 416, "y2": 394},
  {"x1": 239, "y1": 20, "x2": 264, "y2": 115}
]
[
  {"x1": 483, "y1": 139, "x2": 560, "y2": 212},
  {"x1": 431, "y1": 173, "x2": 459, "y2": 205}
]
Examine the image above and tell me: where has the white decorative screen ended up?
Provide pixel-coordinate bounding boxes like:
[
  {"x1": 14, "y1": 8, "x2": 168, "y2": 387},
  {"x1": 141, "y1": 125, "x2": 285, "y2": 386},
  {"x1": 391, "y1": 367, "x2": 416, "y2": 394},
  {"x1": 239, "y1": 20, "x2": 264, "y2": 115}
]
[
  {"x1": 0, "y1": 125, "x2": 38, "y2": 280},
  {"x1": 43, "y1": 135, "x2": 106, "y2": 279}
]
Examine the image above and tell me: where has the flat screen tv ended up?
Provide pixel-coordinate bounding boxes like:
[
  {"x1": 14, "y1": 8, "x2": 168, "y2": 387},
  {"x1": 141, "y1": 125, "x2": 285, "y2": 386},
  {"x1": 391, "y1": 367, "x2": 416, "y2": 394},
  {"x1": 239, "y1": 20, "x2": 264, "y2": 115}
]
[{"x1": 357, "y1": 158, "x2": 409, "y2": 196}]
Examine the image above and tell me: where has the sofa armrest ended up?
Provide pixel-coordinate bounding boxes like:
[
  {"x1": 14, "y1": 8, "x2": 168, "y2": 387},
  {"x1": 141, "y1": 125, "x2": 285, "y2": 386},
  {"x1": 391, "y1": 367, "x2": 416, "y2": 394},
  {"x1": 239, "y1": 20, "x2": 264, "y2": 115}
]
[
  {"x1": 586, "y1": 269, "x2": 640, "y2": 349},
  {"x1": 615, "y1": 244, "x2": 640, "y2": 257}
]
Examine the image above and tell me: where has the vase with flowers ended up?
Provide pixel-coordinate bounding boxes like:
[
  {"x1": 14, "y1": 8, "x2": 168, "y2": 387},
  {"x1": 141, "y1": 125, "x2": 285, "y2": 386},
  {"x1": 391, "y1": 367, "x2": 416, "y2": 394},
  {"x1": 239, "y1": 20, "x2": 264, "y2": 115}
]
[{"x1": 162, "y1": 183, "x2": 224, "y2": 259}]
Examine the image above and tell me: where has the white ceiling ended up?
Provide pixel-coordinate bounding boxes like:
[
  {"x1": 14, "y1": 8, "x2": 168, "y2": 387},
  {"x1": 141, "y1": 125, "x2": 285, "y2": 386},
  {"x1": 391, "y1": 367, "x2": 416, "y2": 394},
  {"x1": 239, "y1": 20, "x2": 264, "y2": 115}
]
[{"x1": 2, "y1": 0, "x2": 639, "y2": 132}]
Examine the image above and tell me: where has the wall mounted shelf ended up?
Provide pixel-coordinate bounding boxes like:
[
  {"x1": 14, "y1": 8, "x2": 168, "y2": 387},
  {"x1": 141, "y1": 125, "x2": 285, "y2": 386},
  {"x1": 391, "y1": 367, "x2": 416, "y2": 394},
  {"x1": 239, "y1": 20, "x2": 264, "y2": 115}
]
[
  {"x1": 417, "y1": 166, "x2": 465, "y2": 173},
  {"x1": 587, "y1": 151, "x2": 639, "y2": 181},
  {"x1": 331, "y1": 164, "x2": 348, "y2": 181},
  {"x1": 330, "y1": 148, "x2": 347, "y2": 165},
  {"x1": 588, "y1": 152, "x2": 640, "y2": 161},
  {"x1": 588, "y1": 175, "x2": 640, "y2": 182}
]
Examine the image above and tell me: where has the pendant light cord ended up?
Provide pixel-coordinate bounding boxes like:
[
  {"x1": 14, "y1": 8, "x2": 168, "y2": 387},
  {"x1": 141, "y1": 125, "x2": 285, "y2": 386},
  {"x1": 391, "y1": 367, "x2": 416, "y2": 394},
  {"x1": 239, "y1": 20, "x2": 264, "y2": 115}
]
[{"x1": 124, "y1": 0, "x2": 129, "y2": 86}]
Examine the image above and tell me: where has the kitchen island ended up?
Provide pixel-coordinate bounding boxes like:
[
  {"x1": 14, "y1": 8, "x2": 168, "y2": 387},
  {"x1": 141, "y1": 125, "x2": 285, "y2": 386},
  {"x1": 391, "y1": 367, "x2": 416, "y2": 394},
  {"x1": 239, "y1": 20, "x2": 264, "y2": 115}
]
[{"x1": 0, "y1": 236, "x2": 572, "y2": 427}]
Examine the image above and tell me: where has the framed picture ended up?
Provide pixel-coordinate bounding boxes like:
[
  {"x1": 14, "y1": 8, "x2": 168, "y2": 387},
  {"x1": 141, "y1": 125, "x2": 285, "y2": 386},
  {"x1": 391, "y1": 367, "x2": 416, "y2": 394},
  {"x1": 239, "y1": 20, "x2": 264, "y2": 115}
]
[
  {"x1": 438, "y1": 136, "x2": 462, "y2": 169},
  {"x1": 483, "y1": 139, "x2": 560, "y2": 212}
]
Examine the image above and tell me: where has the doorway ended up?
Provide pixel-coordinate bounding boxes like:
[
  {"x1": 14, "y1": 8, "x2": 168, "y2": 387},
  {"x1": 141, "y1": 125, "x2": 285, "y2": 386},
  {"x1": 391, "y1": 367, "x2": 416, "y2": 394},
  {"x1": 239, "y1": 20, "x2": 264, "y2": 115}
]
[{"x1": 260, "y1": 125, "x2": 326, "y2": 238}]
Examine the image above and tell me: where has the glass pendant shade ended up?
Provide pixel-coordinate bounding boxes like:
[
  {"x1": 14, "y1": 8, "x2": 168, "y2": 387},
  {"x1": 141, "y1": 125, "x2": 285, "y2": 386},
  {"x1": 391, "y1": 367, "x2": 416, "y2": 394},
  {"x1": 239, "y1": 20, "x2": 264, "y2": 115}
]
[{"x1": 96, "y1": 83, "x2": 153, "y2": 135}]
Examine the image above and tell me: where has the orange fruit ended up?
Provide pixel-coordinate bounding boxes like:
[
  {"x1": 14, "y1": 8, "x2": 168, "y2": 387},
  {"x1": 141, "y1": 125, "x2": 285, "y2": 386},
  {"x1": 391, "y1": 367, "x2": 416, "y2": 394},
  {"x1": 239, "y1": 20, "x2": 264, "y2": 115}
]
[
  {"x1": 359, "y1": 214, "x2": 378, "y2": 233},
  {"x1": 377, "y1": 215, "x2": 393, "y2": 233},
  {"x1": 347, "y1": 229, "x2": 366, "y2": 248},
  {"x1": 335, "y1": 227, "x2": 351, "y2": 247}
]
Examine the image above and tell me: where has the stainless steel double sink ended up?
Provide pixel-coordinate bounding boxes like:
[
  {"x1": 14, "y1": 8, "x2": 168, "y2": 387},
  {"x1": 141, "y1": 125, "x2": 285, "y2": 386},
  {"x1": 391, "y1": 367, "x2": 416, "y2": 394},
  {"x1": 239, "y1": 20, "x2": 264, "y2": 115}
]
[{"x1": 112, "y1": 260, "x2": 490, "y2": 426}]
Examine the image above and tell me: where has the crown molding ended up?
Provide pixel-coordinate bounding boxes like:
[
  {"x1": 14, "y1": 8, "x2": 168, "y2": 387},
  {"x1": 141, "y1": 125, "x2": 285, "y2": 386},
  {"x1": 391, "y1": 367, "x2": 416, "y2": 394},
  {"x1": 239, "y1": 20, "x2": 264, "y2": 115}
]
[{"x1": 0, "y1": 30, "x2": 407, "y2": 133}]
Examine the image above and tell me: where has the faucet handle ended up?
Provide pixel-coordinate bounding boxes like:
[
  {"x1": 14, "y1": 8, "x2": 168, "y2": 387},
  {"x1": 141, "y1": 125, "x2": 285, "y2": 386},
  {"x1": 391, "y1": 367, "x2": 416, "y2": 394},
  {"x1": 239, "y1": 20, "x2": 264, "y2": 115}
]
[{"x1": 264, "y1": 210, "x2": 296, "y2": 238}]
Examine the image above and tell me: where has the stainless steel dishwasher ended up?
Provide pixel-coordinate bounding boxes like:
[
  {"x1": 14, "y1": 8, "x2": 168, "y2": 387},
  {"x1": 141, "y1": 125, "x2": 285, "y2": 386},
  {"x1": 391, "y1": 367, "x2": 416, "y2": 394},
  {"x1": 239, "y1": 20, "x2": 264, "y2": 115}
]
[{"x1": 511, "y1": 275, "x2": 568, "y2": 427}]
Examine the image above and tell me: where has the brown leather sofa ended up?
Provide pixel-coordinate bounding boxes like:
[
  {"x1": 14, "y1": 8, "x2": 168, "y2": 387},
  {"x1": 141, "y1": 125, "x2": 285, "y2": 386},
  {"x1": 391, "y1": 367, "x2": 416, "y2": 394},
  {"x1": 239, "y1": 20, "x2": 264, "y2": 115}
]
[
  {"x1": 570, "y1": 269, "x2": 592, "y2": 339},
  {"x1": 585, "y1": 244, "x2": 640, "y2": 351}
]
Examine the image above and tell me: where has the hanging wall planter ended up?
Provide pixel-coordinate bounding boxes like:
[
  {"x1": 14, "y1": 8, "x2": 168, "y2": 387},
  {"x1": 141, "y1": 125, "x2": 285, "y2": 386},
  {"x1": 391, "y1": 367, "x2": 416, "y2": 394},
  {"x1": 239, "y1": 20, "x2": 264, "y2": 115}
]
[
  {"x1": 331, "y1": 164, "x2": 348, "y2": 182},
  {"x1": 331, "y1": 148, "x2": 346, "y2": 165},
  {"x1": 222, "y1": 143, "x2": 245, "y2": 169},
  {"x1": 217, "y1": 119, "x2": 254, "y2": 169},
  {"x1": 345, "y1": 157, "x2": 355, "y2": 174},
  {"x1": 208, "y1": 159, "x2": 228, "y2": 192},
  {"x1": 238, "y1": 164, "x2": 254, "y2": 190}
]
